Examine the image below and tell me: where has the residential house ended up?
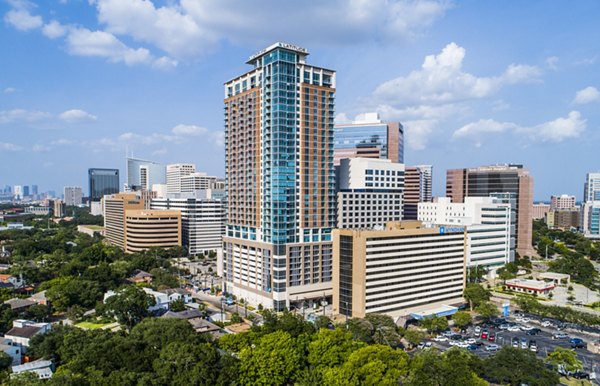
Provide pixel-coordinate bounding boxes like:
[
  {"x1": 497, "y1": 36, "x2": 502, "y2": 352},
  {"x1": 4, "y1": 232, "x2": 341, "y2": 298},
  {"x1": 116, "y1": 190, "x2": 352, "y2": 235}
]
[
  {"x1": 159, "y1": 288, "x2": 192, "y2": 304},
  {"x1": 161, "y1": 309, "x2": 221, "y2": 334},
  {"x1": 4, "y1": 298, "x2": 36, "y2": 314},
  {"x1": 11, "y1": 359, "x2": 54, "y2": 379},
  {"x1": 0, "y1": 339, "x2": 22, "y2": 365},
  {"x1": 127, "y1": 270, "x2": 153, "y2": 284},
  {"x1": 4, "y1": 320, "x2": 51, "y2": 353},
  {"x1": 0, "y1": 274, "x2": 24, "y2": 289},
  {"x1": 27, "y1": 290, "x2": 50, "y2": 307}
]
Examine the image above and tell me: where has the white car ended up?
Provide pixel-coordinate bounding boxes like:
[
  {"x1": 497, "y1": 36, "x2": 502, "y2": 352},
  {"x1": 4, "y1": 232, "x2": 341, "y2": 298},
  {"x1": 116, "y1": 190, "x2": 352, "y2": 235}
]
[
  {"x1": 448, "y1": 340, "x2": 458, "y2": 346},
  {"x1": 474, "y1": 326, "x2": 481, "y2": 334},
  {"x1": 485, "y1": 344, "x2": 500, "y2": 352},
  {"x1": 466, "y1": 338, "x2": 477, "y2": 344},
  {"x1": 433, "y1": 335, "x2": 448, "y2": 342},
  {"x1": 541, "y1": 321, "x2": 552, "y2": 327},
  {"x1": 457, "y1": 341, "x2": 470, "y2": 348},
  {"x1": 520, "y1": 325, "x2": 535, "y2": 331},
  {"x1": 507, "y1": 325, "x2": 521, "y2": 332}
]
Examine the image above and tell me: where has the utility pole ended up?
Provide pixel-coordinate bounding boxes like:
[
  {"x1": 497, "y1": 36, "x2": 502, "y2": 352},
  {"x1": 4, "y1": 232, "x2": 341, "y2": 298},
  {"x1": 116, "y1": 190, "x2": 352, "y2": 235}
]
[{"x1": 322, "y1": 292, "x2": 326, "y2": 316}]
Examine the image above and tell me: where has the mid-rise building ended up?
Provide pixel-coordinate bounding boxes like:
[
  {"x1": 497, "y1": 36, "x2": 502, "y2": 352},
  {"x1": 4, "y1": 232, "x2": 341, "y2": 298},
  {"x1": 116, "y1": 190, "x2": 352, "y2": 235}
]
[
  {"x1": 13, "y1": 186, "x2": 22, "y2": 200},
  {"x1": 124, "y1": 210, "x2": 181, "y2": 253},
  {"x1": 223, "y1": 42, "x2": 336, "y2": 310},
  {"x1": 336, "y1": 158, "x2": 404, "y2": 228},
  {"x1": 584, "y1": 173, "x2": 600, "y2": 202},
  {"x1": 63, "y1": 186, "x2": 83, "y2": 206},
  {"x1": 31, "y1": 185, "x2": 38, "y2": 196},
  {"x1": 582, "y1": 201, "x2": 600, "y2": 239},
  {"x1": 546, "y1": 208, "x2": 580, "y2": 230},
  {"x1": 550, "y1": 194, "x2": 576, "y2": 211},
  {"x1": 126, "y1": 157, "x2": 166, "y2": 191},
  {"x1": 103, "y1": 193, "x2": 145, "y2": 250},
  {"x1": 151, "y1": 197, "x2": 226, "y2": 255},
  {"x1": 418, "y1": 197, "x2": 513, "y2": 269},
  {"x1": 332, "y1": 221, "x2": 466, "y2": 319},
  {"x1": 403, "y1": 165, "x2": 433, "y2": 220},
  {"x1": 53, "y1": 200, "x2": 65, "y2": 218},
  {"x1": 88, "y1": 168, "x2": 119, "y2": 202},
  {"x1": 446, "y1": 164, "x2": 534, "y2": 256},
  {"x1": 333, "y1": 112, "x2": 404, "y2": 165},
  {"x1": 181, "y1": 172, "x2": 219, "y2": 194},
  {"x1": 532, "y1": 203, "x2": 551, "y2": 220},
  {"x1": 166, "y1": 163, "x2": 196, "y2": 195},
  {"x1": 22, "y1": 186, "x2": 29, "y2": 198}
]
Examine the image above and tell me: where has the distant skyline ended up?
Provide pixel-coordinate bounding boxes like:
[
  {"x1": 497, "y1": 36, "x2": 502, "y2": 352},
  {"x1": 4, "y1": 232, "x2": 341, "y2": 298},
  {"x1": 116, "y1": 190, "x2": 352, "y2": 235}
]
[{"x1": 1, "y1": 0, "x2": 599, "y2": 200}]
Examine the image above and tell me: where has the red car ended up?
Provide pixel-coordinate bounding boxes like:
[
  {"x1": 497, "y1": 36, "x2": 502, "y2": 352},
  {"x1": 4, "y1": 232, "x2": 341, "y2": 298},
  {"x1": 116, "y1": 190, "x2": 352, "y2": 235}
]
[
  {"x1": 488, "y1": 332, "x2": 496, "y2": 342},
  {"x1": 481, "y1": 330, "x2": 489, "y2": 339}
]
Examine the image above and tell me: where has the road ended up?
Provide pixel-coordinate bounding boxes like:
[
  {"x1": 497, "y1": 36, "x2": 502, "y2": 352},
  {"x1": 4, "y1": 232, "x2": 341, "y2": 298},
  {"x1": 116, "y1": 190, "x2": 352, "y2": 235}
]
[{"x1": 192, "y1": 291, "x2": 262, "y2": 323}]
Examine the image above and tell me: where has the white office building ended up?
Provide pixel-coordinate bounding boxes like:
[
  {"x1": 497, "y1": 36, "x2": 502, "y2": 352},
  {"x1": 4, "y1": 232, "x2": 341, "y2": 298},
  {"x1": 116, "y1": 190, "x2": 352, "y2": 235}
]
[
  {"x1": 336, "y1": 157, "x2": 404, "y2": 228},
  {"x1": 181, "y1": 172, "x2": 219, "y2": 194},
  {"x1": 166, "y1": 164, "x2": 196, "y2": 195},
  {"x1": 418, "y1": 197, "x2": 512, "y2": 269},
  {"x1": 63, "y1": 186, "x2": 83, "y2": 206},
  {"x1": 126, "y1": 157, "x2": 166, "y2": 191},
  {"x1": 151, "y1": 196, "x2": 226, "y2": 255},
  {"x1": 582, "y1": 201, "x2": 600, "y2": 239},
  {"x1": 584, "y1": 173, "x2": 600, "y2": 202}
]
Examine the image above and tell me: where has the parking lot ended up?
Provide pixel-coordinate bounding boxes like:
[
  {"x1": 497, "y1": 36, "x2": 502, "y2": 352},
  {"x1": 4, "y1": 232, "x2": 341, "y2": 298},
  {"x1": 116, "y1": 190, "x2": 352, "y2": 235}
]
[{"x1": 423, "y1": 313, "x2": 600, "y2": 376}]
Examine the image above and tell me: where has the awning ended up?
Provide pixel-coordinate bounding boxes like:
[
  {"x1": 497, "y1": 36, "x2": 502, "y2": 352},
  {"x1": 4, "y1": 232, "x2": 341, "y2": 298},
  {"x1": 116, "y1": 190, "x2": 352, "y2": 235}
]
[{"x1": 410, "y1": 305, "x2": 459, "y2": 320}]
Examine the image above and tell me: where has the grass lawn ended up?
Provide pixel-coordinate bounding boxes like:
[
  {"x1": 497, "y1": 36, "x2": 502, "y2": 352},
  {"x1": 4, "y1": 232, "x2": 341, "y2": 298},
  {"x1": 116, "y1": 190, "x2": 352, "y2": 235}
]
[
  {"x1": 560, "y1": 376, "x2": 592, "y2": 386},
  {"x1": 75, "y1": 321, "x2": 112, "y2": 330},
  {"x1": 83, "y1": 225, "x2": 104, "y2": 230}
]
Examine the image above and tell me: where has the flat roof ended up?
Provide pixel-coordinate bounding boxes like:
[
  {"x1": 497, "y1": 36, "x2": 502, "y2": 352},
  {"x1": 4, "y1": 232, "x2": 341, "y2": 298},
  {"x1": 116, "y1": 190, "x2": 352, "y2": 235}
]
[
  {"x1": 539, "y1": 272, "x2": 570, "y2": 279},
  {"x1": 506, "y1": 279, "x2": 555, "y2": 290},
  {"x1": 247, "y1": 42, "x2": 309, "y2": 64},
  {"x1": 410, "y1": 305, "x2": 459, "y2": 320}
]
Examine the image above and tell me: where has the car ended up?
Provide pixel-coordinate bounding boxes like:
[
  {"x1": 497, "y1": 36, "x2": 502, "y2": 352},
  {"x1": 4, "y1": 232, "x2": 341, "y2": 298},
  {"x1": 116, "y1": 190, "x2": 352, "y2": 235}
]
[
  {"x1": 467, "y1": 344, "x2": 478, "y2": 351},
  {"x1": 488, "y1": 332, "x2": 496, "y2": 342},
  {"x1": 571, "y1": 371, "x2": 590, "y2": 379},
  {"x1": 474, "y1": 326, "x2": 481, "y2": 334},
  {"x1": 481, "y1": 330, "x2": 488, "y2": 339},
  {"x1": 448, "y1": 340, "x2": 459, "y2": 346},
  {"x1": 520, "y1": 325, "x2": 535, "y2": 331},
  {"x1": 508, "y1": 325, "x2": 521, "y2": 332},
  {"x1": 570, "y1": 338, "x2": 586, "y2": 348},
  {"x1": 450, "y1": 334, "x2": 463, "y2": 340},
  {"x1": 553, "y1": 332, "x2": 569, "y2": 340},
  {"x1": 485, "y1": 344, "x2": 499, "y2": 352},
  {"x1": 526, "y1": 328, "x2": 541, "y2": 336},
  {"x1": 442, "y1": 330, "x2": 455, "y2": 337},
  {"x1": 529, "y1": 340, "x2": 537, "y2": 352},
  {"x1": 433, "y1": 335, "x2": 448, "y2": 342},
  {"x1": 541, "y1": 320, "x2": 552, "y2": 327},
  {"x1": 425, "y1": 342, "x2": 433, "y2": 348},
  {"x1": 417, "y1": 342, "x2": 426, "y2": 349},
  {"x1": 499, "y1": 324, "x2": 510, "y2": 330},
  {"x1": 466, "y1": 338, "x2": 476, "y2": 344},
  {"x1": 511, "y1": 337, "x2": 519, "y2": 348},
  {"x1": 520, "y1": 337, "x2": 528, "y2": 349},
  {"x1": 457, "y1": 341, "x2": 469, "y2": 348}
]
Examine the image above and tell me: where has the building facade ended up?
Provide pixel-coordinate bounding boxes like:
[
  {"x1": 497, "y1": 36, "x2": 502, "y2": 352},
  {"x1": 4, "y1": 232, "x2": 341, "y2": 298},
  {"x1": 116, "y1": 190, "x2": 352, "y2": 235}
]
[
  {"x1": 223, "y1": 43, "x2": 336, "y2": 310},
  {"x1": 332, "y1": 221, "x2": 466, "y2": 319},
  {"x1": 584, "y1": 173, "x2": 600, "y2": 202},
  {"x1": 151, "y1": 197, "x2": 226, "y2": 255},
  {"x1": 103, "y1": 193, "x2": 145, "y2": 250},
  {"x1": 581, "y1": 201, "x2": 600, "y2": 238},
  {"x1": 336, "y1": 158, "x2": 404, "y2": 228},
  {"x1": 126, "y1": 157, "x2": 166, "y2": 191},
  {"x1": 546, "y1": 209, "x2": 580, "y2": 230},
  {"x1": 181, "y1": 173, "x2": 219, "y2": 194},
  {"x1": 124, "y1": 210, "x2": 181, "y2": 253},
  {"x1": 550, "y1": 194, "x2": 576, "y2": 211},
  {"x1": 532, "y1": 203, "x2": 551, "y2": 220},
  {"x1": 403, "y1": 165, "x2": 433, "y2": 220},
  {"x1": 333, "y1": 112, "x2": 404, "y2": 165},
  {"x1": 88, "y1": 168, "x2": 119, "y2": 202},
  {"x1": 446, "y1": 164, "x2": 534, "y2": 256},
  {"x1": 63, "y1": 186, "x2": 83, "y2": 206},
  {"x1": 166, "y1": 164, "x2": 196, "y2": 195}
]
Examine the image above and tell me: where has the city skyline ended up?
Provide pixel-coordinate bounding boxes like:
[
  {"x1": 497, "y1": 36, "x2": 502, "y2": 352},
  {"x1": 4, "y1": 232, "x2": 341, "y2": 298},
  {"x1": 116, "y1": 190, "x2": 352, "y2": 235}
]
[{"x1": 1, "y1": 1, "x2": 599, "y2": 199}]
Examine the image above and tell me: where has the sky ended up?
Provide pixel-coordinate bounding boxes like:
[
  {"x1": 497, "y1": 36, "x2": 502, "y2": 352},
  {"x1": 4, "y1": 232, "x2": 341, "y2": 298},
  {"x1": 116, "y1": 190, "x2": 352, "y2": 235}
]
[{"x1": 1, "y1": 0, "x2": 599, "y2": 200}]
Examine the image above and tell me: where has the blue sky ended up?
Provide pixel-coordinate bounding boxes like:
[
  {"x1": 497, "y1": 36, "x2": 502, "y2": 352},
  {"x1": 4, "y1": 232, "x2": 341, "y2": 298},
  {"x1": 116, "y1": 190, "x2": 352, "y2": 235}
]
[{"x1": 1, "y1": 0, "x2": 599, "y2": 200}]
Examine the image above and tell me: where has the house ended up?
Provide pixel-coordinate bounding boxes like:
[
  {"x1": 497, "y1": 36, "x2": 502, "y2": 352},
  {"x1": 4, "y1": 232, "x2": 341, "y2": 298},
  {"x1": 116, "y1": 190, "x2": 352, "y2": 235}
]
[
  {"x1": 4, "y1": 320, "x2": 51, "y2": 352},
  {"x1": 127, "y1": 270, "x2": 153, "y2": 284},
  {"x1": 11, "y1": 359, "x2": 54, "y2": 379},
  {"x1": 4, "y1": 298, "x2": 36, "y2": 313},
  {"x1": 159, "y1": 288, "x2": 192, "y2": 305},
  {"x1": 0, "y1": 274, "x2": 24, "y2": 289},
  {"x1": 161, "y1": 309, "x2": 221, "y2": 334},
  {"x1": 27, "y1": 290, "x2": 50, "y2": 307},
  {"x1": 142, "y1": 288, "x2": 170, "y2": 312},
  {"x1": 0, "y1": 338, "x2": 23, "y2": 365}
]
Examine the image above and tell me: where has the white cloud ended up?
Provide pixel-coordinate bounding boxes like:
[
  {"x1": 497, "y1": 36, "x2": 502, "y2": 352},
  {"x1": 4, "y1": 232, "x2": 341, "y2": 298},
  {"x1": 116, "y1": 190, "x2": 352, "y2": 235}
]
[
  {"x1": 59, "y1": 109, "x2": 98, "y2": 123},
  {"x1": 402, "y1": 120, "x2": 437, "y2": 150},
  {"x1": 152, "y1": 147, "x2": 167, "y2": 156},
  {"x1": 373, "y1": 42, "x2": 541, "y2": 105},
  {"x1": 545, "y1": 56, "x2": 559, "y2": 70},
  {"x1": 4, "y1": 9, "x2": 42, "y2": 31},
  {"x1": 66, "y1": 28, "x2": 153, "y2": 66},
  {"x1": 453, "y1": 111, "x2": 586, "y2": 144},
  {"x1": 573, "y1": 86, "x2": 600, "y2": 105},
  {"x1": 171, "y1": 124, "x2": 208, "y2": 136},
  {"x1": 3, "y1": 87, "x2": 16, "y2": 94},
  {"x1": 42, "y1": 20, "x2": 67, "y2": 39},
  {"x1": 574, "y1": 56, "x2": 597, "y2": 66},
  {"x1": 50, "y1": 138, "x2": 75, "y2": 145},
  {"x1": 0, "y1": 142, "x2": 23, "y2": 151},
  {"x1": 334, "y1": 113, "x2": 351, "y2": 125},
  {"x1": 32, "y1": 144, "x2": 51, "y2": 152},
  {"x1": 0, "y1": 109, "x2": 51, "y2": 124}
]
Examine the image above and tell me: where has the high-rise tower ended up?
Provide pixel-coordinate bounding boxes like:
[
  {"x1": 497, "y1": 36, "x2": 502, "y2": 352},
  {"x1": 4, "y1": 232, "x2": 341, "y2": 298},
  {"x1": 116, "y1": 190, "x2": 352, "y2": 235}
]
[{"x1": 223, "y1": 43, "x2": 336, "y2": 310}]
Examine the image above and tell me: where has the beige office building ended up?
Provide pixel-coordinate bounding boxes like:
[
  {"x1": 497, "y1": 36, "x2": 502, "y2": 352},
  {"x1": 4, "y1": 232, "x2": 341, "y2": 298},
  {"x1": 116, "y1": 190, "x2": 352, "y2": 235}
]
[
  {"x1": 333, "y1": 221, "x2": 466, "y2": 319},
  {"x1": 104, "y1": 193, "x2": 145, "y2": 250},
  {"x1": 532, "y1": 203, "x2": 550, "y2": 220},
  {"x1": 124, "y1": 210, "x2": 181, "y2": 253}
]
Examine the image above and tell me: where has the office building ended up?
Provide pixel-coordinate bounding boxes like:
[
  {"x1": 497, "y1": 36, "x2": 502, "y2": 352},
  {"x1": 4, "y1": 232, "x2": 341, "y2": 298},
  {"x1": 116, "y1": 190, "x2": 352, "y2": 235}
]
[
  {"x1": 418, "y1": 197, "x2": 513, "y2": 268},
  {"x1": 332, "y1": 221, "x2": 466, "y2": 319},
  {"x1": 166, "y1": 163, "x2": 196, "y2": 195},
  {"x1": 403, "y1": 165, "x2": 433, "y2": 220},
  {"x1": 550, "y1": 194, "x2": 576, "y2": 211},
  {"x1": 333, "y1": 112, "x2": 404, "y2": 165},
  {"x1": 13, "y1": 186, "x2": 22, "y2": 200},
  {"x1": 546, "y1": 209, "x2": 580, "y2": 230},
  {"x1": 181, "y1": 173, "x2": 219, "y2": 194},
  {"x1": 532, "y1": 203, "x2": 551, "y2": 220},
  {"x1": 31, "y1": 185, "x2": 38, "y2": 196},
  {"x1": 63, "y1": 186, "x2": 83, "y2": 206},
  {"x1": 582, "y1": 201, "x2": 600, "y2": 239},
  {"x1": 53, "y1": 200, "x2": 65, "y2": 218},
  {"x1": 104, "y1": 193, "x2": 145, "y2": 250},
  {"x1": 584, "y1": 173, "x2": 600, "y2": 202},
  {"x1": 88, "y1": 169, "x2": 119, "y2": 202},
  {"x1": 23, "y1": 186, "x2": 30, "y2": 197},
  {"x1": 336, "y1": 158, "x2": 404, "y2": 228},
  {"x1": 152, "y1": 197, "x2": 226, "y2": 255},
  {"x1": 126, "y1": 157, "x2": 166, "y2": 191},
  {"x1": 446, "y1": 164, "x2": 534, "y2": 256},
  {"x1": 152, "y1": 184, "x2": 168, "y2": 199},
  {"x1": 124, "y1": 210, "x2": 181, "y2": 253},
  {"x1": 223, "y1": 42, "x2": 336, "y2": 310}
]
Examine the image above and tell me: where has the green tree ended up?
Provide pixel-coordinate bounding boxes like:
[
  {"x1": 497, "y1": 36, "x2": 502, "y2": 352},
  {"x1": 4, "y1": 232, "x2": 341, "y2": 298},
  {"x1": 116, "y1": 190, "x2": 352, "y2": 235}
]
[
  {"x1": 475, "y1": 301, "x2": 498, "y2": 321},
  {"x1": 482, "y1": 346, "x2": 559, "y2": 386},
  {"x1": 103, "y1": 286, "x2": 156, "y2": 330},
  {"x1": 497, "y1": 267, "x2": 516, "y2": 284},
  {"x1": 402, "y1": 329, "x2": 426, "y2": 349},
  {"x1": 26, "y1": 304, "x2": 52, "y2": 322},
  {"x1": 308, "y1": 328, "x2": 365, "y2": 374},
  {"x1": 169, "y1": 299, "x2": 186, "y2": 312},
  {"x1": 408, "y1": 347, "x2": 486, "y2": 386},
  {"x1": 238, "y1": 330, "x2": 303, "y2": 386},
  {"x1": 546, "y1": 347, "x2": 583, "y2": 373},
  {"x1": 152, "y1": 342, "x2": 223, "y2": 385},
  {"x1": 464, "y1": 283, "x2": 490, "y2": 311},
  {"x1": 420, "y1": 316, "x2": 448, "y2": 333},
  {"x1": 322, "y1": 345, "x2": 409, "y2": 386},
  {"x1": 0, "y1": 351, "x2": 12, "y2": 371},
  {"x1": 452, "y1": 311, "x2": 473, "y2": 329}
]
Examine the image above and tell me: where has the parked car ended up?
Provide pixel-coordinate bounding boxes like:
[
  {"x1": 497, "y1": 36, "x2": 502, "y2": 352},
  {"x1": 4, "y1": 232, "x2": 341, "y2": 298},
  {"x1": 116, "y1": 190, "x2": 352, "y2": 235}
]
[
  {"x1": 467, "y1": 344, "x2": 478, "y2": 351},
  {"x1": 520, "y1": 337, "x2": 528, "y2": 349},
  {"x1": 466, "y1": 338, "x2": 477, "y2": 345},
  {"x1": 488, "y1": 332, "x2": 496, "y2": 342},
  {"x1": 526, "y1": 328, "x2": 541, "y2": 336},
  {"x1": 433, "y1": 335, "x2": 448, "y2": 342},
  {"x1": 570, "y1": 338, "x2": 586, "y2": 348},
  {"x1": 520, "y1": 325, "x2": 535, "y2": 331},
  {"x1": 450, "y1": 334, "x2": 463, "y2": 340},
  {"x1": 553, "y1": 332, "x2": 569, "y2": 340},
  {"x1": 529, "y1": 340, "x2": 537, "y2": 352},
  {"x1": 481, "y1": 330, "x2": 488, "y2": 339},
  {"x1": 541, "y1": 320, "x2": 552, "y2": 328},
  {"x1": 485, "y1": 344, "x2": 499, "y2": 352},
  {"x1": 512, "y1": 337, "x2": 519, "y2": 348},
  {"x1": 499, "y1": 324, "x2": 510, "y2": 330},
  {"x1": 508, "y1": 325, "x2": 521, "y2": 332}
]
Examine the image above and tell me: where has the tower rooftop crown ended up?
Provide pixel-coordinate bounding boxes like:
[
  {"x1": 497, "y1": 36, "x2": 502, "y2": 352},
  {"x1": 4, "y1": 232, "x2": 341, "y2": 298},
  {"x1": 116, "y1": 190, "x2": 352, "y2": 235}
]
[{"x1": 246, "y1": 42, "x2": 309, "y2": 64}]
